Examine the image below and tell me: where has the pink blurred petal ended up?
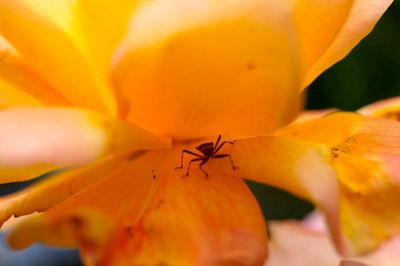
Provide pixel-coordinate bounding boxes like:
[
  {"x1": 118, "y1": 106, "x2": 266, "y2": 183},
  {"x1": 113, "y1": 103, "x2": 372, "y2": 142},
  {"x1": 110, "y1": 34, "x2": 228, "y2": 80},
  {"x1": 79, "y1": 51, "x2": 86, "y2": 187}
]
[
  {"x1": 0, "y1": 108, "x2": 105, "y2": 167},
  {"x1": 358, "y1": 96, "x2": 400, "y2": 121},
  {"x1": 266, "y1": 213, "x2": 400, "y2": 266},
  {"x1": 293, "y1": 109, "x2": 339, "y2": 124},
  {"x1": 0, "y1": 107, "x2": 169, "y2": 183}
]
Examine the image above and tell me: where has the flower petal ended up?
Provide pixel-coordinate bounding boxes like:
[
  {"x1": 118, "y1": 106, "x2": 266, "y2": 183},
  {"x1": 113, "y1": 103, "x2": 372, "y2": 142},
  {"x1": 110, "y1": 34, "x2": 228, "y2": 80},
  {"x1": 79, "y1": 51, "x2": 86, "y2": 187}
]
[
  {"x1": 267, "y1": 213, "x2": 400, "y2": 266},
  {"x1": 227, "y1": 135, "x2": 343, "y2": 252},
  {"x1": 100, "y1": 150, "x2": 267, "y2": 266},
  {"x1": 0, "y1": 154, "x2": 129, "y2": 226},
  {"x1": 340, "y1": 261, "x2": 370, "y2": 266},
  {"x1": 267, "y1": 219, "x2": 340, "y2": 266},
  {"x1": 1, "y1": 213, "x2": 40, "y2": 232},
  {"x1": 0, "y1": 1, "x2": 138, "y2": 114},
  {"x1": 232, "y1": 136, "x2": 335, "y2": 202},
  {"x1": 114, "y1": 0, "x2": 299, "y2": 140},
  {"x1": 292, "y1": 109, "x2": 339, "y2": 124},
  {"x1": 7, "y1": 209, "x2": 112, "y2": 251},
  {"x1": 0, "y1": 107, "x2": 170, "y2": 183},
  {"x1": 277, "y1": 112, "x2": 363, "y2": 147},
  {"x1": 5, "y1": 150, "x2": 162, "y2": 251},
  {"x1": 358, "y1": 96, "x2": 400, "y2": 121},
  {"x1": 7, "y1": 149, "x2": 268, "y2": 266},
  {"x1": 297, "y1": 0, "x2": 393, "y2": 88},
  {"x1": 334, "y1": 121, "x2": 400, "y2": 255},
  {"x1": 278, "y1": 112, "x2": 400, "y2": 255},
  {"x1": 0, "y1": 35, "x2": 68, "y2": 107}
]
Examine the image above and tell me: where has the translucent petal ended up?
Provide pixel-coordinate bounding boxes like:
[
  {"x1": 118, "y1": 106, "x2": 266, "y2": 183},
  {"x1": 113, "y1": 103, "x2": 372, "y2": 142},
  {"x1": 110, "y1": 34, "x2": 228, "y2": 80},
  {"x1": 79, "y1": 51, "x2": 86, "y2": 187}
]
[{"x1": 0, "y1": 1, "x2": 139, "y2": 114}]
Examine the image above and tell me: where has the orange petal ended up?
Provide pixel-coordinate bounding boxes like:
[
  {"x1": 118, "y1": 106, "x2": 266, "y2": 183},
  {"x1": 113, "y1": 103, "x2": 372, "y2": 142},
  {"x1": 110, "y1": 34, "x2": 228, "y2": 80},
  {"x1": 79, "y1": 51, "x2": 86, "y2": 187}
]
[
  {"x1": 0, "y1": 154, "x2": 129, "y2": 226},
  {"x1": 5, "y1": 151, "x2": 166, "y2": 258},
  {"x1": 358, "y1": 96, "x2": 400, "y2": 121},
  {"x1": 297, "y1": 0, "x2": 393, "y2": 88},
  {"x1": 8, "y1": 148, "x2": 268, "y2": 266},
  {"x1": 100, "y1": 149, "x2": 267, "y2": 266},
  {"x1": 7, "y1": 208, "x2": 112, "y2": 252},
  {"x1": 267, "y1": 213, "x2": 400, "y2": 266},
  {"x1": 0, "y1": 35, "x2": 68, "y2": 107},
  {"x1": 40, "y1": 151, "x2": 162, "y2": 224},
  {"x1": 114, "y1": 0, "x2": 300, "y2": 140},
  {"x1": 278, "y1": 112, "x2": 400, "y2": 255},
  {"x1": 6, "y1": 150, "x2": 163, "y2": 252},
  {"x1": 0, "y1": 1, "x2": 138, "y2": 114},
  {"x1": 0, "y1": 107, "x2": 169, "y2": 183},
  {"x1": 227, "y1": 136, "x2": 343, "y2": 252}
]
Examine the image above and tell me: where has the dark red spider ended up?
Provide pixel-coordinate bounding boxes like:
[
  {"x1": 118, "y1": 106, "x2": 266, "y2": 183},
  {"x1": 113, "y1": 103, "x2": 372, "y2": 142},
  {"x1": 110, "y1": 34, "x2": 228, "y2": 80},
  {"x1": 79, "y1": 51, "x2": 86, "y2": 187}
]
[{"x1": 175, "y1": 135, "x2": 237, "y2": 178}]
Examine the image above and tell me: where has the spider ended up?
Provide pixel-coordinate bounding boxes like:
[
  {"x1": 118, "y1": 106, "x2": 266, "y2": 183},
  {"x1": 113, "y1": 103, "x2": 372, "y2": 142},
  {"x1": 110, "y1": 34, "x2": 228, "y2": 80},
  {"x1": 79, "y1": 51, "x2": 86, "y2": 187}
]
[{"x1": 175, "y1": 135, "x2": 237, "y2": 178}]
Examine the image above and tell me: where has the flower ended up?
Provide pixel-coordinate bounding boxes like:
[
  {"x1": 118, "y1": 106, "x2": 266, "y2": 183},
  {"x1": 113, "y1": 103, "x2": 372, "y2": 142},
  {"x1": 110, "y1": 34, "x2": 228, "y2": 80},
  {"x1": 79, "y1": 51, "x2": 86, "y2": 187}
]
[{"x1": 0, "y1": 1, "x2": 393, "y2": 265}]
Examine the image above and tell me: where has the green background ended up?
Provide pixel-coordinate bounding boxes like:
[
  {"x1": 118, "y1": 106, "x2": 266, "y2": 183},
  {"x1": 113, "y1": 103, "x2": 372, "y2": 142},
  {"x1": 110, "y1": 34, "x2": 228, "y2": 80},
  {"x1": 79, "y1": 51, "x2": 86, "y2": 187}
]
[{"x1": 1, "y1": 2, "x2": 399, "y2": 265}]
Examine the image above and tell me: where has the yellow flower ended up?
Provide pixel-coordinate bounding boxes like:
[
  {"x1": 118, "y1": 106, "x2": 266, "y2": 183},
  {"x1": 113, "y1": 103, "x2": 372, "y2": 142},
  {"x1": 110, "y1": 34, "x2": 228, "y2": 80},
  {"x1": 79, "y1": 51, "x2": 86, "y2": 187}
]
[{"x1": 0, "y1": 1, "x2": 393, "y2": 265}]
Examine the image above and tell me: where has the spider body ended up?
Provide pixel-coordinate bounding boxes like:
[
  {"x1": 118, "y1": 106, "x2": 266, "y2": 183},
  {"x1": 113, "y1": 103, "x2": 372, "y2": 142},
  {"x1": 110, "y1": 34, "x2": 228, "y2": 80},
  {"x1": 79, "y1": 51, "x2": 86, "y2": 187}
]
[
  {"x1": 175, "y1": 135, "x2": 237, "y2": 178},
  {"x1": 196, "y1": 142, "x2": 214, "y2": 157}
]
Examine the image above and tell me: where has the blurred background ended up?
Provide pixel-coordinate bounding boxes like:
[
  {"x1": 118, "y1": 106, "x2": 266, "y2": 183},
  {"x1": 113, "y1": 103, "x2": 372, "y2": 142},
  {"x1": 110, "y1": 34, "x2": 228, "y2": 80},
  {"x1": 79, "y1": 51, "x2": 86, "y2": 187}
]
[{"x1": 1, "y1": 2, "x2": 399, "y2": 265}]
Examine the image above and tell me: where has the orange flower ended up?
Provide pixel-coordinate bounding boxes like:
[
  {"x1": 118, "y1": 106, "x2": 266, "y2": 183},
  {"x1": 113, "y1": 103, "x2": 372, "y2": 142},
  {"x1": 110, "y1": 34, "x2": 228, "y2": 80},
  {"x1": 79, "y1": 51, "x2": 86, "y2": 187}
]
[{"x1": 0, "y1": 1, "x2": 393, "y2": 265}]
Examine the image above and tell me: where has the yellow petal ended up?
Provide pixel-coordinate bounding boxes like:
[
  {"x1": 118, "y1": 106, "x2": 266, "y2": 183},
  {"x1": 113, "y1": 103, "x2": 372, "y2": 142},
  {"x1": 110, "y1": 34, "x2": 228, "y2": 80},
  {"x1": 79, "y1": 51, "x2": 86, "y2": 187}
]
[
  {"x1": 278, "y1": 112, "x2": 400, "y2": 255},
  {"x1": 277, "y1": 112, "x2": 363, "y2": 147},
  {"x1": 0, "y1": 1, "x2": 139, "y2": 114},
  {"x1": 297, "y1": 0, "x2": 393, "y2": 88},
  {"x1": 232, "y1": 136, "x2": 335, "y2": 202},
  {"x1": 0, "y1": 35, "x2": 68, "y2": 107},
  {"x1": 0, "y1": 165, "x2": 57, "y2": 185},
  {"x1": 114, "y1": 0, "x2": 299, "y2": 140},
  {"x1": 334, "y1": 120, "x2": 400, "y2": 254},
  {"x1": 358, "y1": 96, "x2": 400, "y2": 121},
  {"x1": 0, "y1": 154, "x2": 128, "y2": 226},
  {"x1": 0, "y1": 107, "x2": 170, "y2": 183}
]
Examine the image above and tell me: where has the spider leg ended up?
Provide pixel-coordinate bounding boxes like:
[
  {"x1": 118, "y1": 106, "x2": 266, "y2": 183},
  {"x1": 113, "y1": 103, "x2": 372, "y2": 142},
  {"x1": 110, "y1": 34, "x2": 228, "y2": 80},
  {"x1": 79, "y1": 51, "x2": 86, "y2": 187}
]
[
  {"x1": 175, "y1": 150, "x2": 203, "y2": 169},
  {"x1": 214, "y1": 139, "x2": 237, "y2": 154},
  {"x1": 199, "y1": 158, "x2": 210, "y2": 178},
  {"x1": 213, "y1": 135, "x2": 222, "y2": 151},
  {"x1": 212, "y1": 154, "x2": 238, "y2": 170},
  {"x1": 182, "y1": 157, "x2": 204, "y2": 177}
]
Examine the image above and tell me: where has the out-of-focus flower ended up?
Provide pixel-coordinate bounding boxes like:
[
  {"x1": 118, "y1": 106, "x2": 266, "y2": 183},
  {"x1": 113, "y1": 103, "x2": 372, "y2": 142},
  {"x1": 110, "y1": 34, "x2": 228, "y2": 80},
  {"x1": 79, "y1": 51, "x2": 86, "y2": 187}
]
[
  {"x1": 0, "y1": 0, "x2": 393, "y2": 265},
  {"x1": 266, "y1": 212, "x2": 400, "y2": 266},
  {"x1": 359, "y1": 96, "x2": 400, "y2": 121}
]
